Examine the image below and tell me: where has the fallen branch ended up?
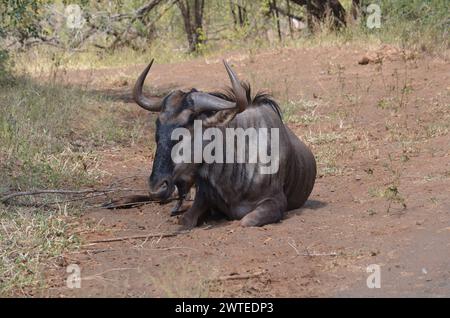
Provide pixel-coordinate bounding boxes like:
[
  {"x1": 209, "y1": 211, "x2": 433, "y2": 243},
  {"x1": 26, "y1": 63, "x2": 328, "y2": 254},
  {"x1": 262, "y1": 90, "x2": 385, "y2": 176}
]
[
  {"x1": 211, "y1": 270, "x2": 267, "y2": 282},
  {"x1": 302, "y1": 251, "x2": 338, "y2": 257},
  {"x1": 88, "y1": 230, "x2": 190, "y2": 244},
  {"x1": 0, "y1": 188, "x2": 146, "y2": 204},
  {"x1": 8, "y1": 193, "x2": 111, "y2": 209},
  {"x1": 100, "y1": 197, "x2": 181, "y2": 210},
  {"x1": 100, "y1": 200, "x2": 155, "y2": 209},
  {"x1": 288, "y1": 240, "x2": 337, "y2": 257}
]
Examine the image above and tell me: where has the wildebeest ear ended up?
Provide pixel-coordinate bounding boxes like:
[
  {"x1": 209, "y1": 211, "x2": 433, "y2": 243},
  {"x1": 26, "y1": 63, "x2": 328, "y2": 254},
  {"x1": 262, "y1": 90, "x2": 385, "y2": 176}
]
[{"x1": 188, "y1": 92, "x2": 236, "y2": 113}]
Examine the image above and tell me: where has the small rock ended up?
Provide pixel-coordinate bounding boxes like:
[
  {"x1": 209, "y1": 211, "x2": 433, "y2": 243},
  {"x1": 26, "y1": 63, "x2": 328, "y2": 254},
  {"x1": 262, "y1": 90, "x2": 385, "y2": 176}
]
[{"x1": 358, "y1": 56, "x2": 370, "y2": 65}]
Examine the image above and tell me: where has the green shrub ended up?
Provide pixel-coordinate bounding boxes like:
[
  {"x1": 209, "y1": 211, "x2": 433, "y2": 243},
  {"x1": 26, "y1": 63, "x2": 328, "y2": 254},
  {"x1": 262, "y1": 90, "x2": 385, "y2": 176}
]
[
  {"x1": 0, "y1": 49, "x2": 14, "y2": 85},
  {"x1": 380, "y1": 0, "x2": 449, "y2": 51}
]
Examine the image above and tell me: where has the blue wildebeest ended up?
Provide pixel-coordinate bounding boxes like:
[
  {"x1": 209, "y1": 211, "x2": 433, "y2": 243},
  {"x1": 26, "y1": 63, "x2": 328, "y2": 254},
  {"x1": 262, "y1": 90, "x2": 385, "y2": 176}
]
[{"x1": 128, "y1": 60, "x2": 316, "y2": 228}]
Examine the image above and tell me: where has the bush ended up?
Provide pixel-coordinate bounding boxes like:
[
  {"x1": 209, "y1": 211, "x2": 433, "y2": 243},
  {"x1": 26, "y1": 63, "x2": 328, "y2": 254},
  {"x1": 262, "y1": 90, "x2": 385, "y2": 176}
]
[
  {"x1": 380, "y1": 0, "x2": 449, "y2": 51},
  {"x1": 0, "y1": 49, "x2": 14, "y2": 85}
]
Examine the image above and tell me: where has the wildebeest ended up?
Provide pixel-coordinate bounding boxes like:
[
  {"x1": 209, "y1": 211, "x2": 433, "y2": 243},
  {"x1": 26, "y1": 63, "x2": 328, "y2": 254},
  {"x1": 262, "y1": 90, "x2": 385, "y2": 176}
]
[{"x1": 129, "y1": 59, "x2": 316, "y2": 228}]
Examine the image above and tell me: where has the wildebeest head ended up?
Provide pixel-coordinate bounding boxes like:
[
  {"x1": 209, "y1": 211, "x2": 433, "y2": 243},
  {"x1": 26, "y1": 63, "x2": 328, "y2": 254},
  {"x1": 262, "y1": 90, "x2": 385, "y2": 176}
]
[{"x1": 133, "y1": 60, "x2": 248, "y2": 201}]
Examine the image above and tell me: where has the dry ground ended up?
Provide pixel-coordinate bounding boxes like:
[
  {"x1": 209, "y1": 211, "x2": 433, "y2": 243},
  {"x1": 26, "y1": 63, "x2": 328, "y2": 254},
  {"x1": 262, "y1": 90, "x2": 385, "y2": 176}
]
[{"x1": 38, "y1": 45, "x2": 449, "y2": 297}]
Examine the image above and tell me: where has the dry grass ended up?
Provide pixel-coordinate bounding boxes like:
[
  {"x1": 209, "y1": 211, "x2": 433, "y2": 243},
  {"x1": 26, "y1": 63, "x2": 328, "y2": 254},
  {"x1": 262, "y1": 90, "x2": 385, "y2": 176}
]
[
  {"x1": 0, "y1": 74, "x2": 148, "y2": 296},
  {"x1": 149, "y1": 262, "x2": 216, "y2": 298},
  {"x1": 0, "y1": 205, "x2": 84, "y2": 296}
]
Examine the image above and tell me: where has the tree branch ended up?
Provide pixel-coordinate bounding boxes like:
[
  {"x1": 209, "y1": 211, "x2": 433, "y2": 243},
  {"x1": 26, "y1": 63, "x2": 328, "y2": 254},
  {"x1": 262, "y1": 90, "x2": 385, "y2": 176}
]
[
  {"x1": 88, "y1": 230, "x2": 190, "y2": 244},
  {"x1": 0, "y1": 188, "x2": 145, "y2": 204}
]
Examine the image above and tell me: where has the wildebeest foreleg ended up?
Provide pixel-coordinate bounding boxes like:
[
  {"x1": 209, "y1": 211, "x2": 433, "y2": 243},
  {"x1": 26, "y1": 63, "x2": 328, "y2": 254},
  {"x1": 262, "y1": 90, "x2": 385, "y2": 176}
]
[
  {"x1": 179, "y1": 191, "x2": 208, "y2": 229},
  {"x1": 170, "y1": 196, "x2": 186, "y2": 216},
  {"x1": 240, "y1": 198, "x2": 285, "y2": 227},
  {"x1": 171, "y1": 180, "x2": 194, "y2": 216}
]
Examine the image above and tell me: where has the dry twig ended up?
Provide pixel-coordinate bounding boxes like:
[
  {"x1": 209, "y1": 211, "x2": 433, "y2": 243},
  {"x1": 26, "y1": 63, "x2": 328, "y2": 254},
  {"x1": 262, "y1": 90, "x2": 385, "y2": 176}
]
[
  {"x1": 288, "y1": 239, "x2": 337, "y2": 257},
  {"x1": 0, "y1": 188, "x2": 146, "y2": 203},
  {"x1": 88, "y1": 230, "x2": 190, "y2": 244},
  {"x1": 210, "y1": 270, "x2": 267, "y2": 282}
]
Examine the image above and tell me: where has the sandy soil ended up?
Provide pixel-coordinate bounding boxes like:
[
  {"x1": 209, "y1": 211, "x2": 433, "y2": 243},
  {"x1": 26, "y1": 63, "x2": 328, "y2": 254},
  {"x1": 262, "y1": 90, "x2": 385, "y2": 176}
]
[{"x1": 42, "y1": 45, "x2": 449, "y2": 297}]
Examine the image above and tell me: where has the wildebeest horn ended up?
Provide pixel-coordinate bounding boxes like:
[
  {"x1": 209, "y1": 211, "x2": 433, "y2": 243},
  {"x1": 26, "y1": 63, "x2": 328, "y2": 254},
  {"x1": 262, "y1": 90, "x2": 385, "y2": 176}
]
[
  {"x1": 223, "y1": 60, "x2": 248, "y2": 113},
  {"x1": 190, "y1": 92, "x2": 236, "y2": 113},
  {"x1": 133, "y1": 59, "x2": 162, "y2": 112},
  {"x1": 189, "y1": 61, "x2": 248, "y2": 114}
]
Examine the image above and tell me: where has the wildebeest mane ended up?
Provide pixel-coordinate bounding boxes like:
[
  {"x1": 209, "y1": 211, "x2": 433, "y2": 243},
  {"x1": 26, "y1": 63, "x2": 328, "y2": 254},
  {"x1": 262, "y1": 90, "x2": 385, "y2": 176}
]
[{"x1": 209, "y1": 82, "x2": 283, "y2": 120}]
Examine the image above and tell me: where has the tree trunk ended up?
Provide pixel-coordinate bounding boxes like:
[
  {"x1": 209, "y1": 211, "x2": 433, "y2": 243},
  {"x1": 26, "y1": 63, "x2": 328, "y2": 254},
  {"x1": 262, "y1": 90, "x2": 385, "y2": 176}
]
[
  {"x1": 351, "y1": 0, "x2": 365, "y2": 20},
  {"x1": 229, "y1": 1, "x2": 247, "y2": 27},
  {"x1": 273, "y1": 0, "x2": 282, "y2": 41},
  {"x1": 237, "y1": 3, "x2": 247, "y2": 26},
  {"x1": 291, "y1": 0, "x2": 346, "y2": 30},
  {"x1": 286, "y1": 0, "x2": 294, "y2": 38},
  {"x1": 305, "y1": 0, "x2": 314, "y2": 33},
  {"x1": 230, "y1": 0, "x2": 238, "y2": 27},
  {"x1": 328, "y1": 0, "x2": 346, "y2": 28},
  {"x1": 177, "y1": 0, "x2": 205, "y2": 53}
]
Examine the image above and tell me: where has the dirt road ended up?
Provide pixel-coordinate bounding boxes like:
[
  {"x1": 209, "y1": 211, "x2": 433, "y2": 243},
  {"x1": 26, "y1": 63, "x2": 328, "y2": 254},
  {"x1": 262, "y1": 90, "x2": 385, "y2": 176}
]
[{"x1": 44, "y1": 45, "x2": 449, "y2": 297}]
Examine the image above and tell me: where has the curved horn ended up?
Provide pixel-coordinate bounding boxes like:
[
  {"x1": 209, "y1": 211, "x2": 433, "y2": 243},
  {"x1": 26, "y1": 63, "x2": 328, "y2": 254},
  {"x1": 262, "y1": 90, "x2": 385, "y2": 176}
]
[
  {"x1": 189, "y1": 92, "x2": 236, "y2": 113},
  {"x1": 132, "y1": 59, "x2": 162, "y2": 112},
  {"x1": 189, "y1": 61, "x2": 248, "y2": 115},
  {"x1": 223, "y1": 60, "x2": 248, "y2": 113}
]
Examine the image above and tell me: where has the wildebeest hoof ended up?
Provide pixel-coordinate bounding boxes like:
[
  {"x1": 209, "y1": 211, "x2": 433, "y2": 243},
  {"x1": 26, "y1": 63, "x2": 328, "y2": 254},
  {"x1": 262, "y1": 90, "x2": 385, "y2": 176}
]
[
  {"x1": 240, "y1": 212, "x2": 282, "y2": 227},
  {"x1": 170, "y1": 208, "x2": 186, "y2": 217},
  {"x1": 171, "y1": 211, "x2": 181, "y2": 217},
  {"x1": 170, "y1": 204, "x2": 189, "y2": 217},
  {"x1": 240, "y1": 216, "x2": 259, "y2": 227},
  {"x1": 179, "y1": 215, "x2": 197, "y2": 229}
]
